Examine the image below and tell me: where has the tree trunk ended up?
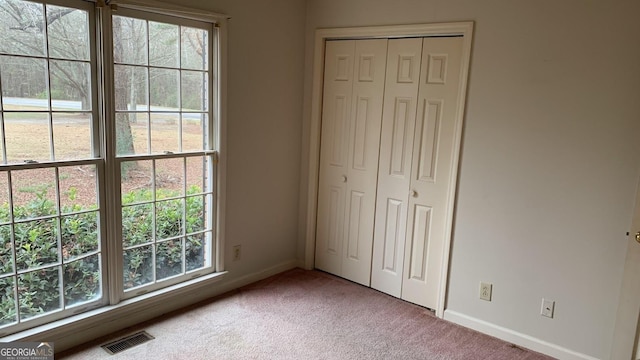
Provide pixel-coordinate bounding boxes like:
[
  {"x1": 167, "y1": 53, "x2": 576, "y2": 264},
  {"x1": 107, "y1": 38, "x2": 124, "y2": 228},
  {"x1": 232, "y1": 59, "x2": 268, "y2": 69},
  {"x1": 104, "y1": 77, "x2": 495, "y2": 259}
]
[
  {"x1": 113, "y1": 16, "x2": 135, "y2": 156},
  {"x1": 114, "y1": 68, "x2": 135, "y2": 156}
]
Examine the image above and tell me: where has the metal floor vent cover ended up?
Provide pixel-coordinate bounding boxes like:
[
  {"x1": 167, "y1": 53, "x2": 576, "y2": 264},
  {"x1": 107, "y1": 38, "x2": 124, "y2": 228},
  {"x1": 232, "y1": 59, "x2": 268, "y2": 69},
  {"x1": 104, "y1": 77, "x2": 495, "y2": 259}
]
[{"x1": 101, "y1": 331, "x2": 155, "y2": 355}]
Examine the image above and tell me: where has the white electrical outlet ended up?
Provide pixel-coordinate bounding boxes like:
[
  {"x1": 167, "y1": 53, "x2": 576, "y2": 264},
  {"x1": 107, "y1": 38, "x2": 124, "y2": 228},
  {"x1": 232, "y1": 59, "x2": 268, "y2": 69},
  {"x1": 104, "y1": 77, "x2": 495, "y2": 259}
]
[
  {"x1": 232, "y1": 245, "x2": 241, "y2": 261},
  {"x1": 541, "y1": 298, "x2": 554, "y2": 318},
  {"x1": 479, "y1": 282, "x2": 492, "y2": 301}
]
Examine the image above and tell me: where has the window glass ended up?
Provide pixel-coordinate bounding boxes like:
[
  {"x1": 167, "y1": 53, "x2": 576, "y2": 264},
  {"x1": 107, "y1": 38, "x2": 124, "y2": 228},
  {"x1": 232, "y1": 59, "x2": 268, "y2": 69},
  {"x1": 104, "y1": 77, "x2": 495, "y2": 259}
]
[
  {"x1": 0, "y1": 0, "x2": 101, "y2": 330},
  {"x1": 0, "y1": 0, "x2": 218, "y2": 335}
]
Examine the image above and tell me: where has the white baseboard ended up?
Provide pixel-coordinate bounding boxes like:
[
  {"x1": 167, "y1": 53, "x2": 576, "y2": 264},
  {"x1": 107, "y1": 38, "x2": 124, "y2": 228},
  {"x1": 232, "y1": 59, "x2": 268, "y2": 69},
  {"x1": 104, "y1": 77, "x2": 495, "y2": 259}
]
[
  {"x1": 443, "y1": 310, "x2": 600, "y2": 360},
  {"x1": 3, "y1": 259, "x2": 299, "y2": 353},
  {"x1": 216, "y1": 259, "x2": 299, "y2": 294}
]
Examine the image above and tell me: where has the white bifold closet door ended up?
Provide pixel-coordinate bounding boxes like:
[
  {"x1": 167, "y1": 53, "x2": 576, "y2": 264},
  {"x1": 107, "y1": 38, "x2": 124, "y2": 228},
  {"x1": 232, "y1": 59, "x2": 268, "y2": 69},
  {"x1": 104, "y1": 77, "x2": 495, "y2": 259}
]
[
  {"x1": 402, "y1": 36, "x2": 464, "y2": 308},
  {"x1": 316, "y1": 35, "x2": 465, "y2": 310},
  {"x1": 315, "y1": 39, "x2": 388, "y2": 286},
  {"x1": 371, "y1": 36, "x2": 464, "y2": 309},
  {"x1": 370, "y1": 37, "x2": 423, "y2": 297}
]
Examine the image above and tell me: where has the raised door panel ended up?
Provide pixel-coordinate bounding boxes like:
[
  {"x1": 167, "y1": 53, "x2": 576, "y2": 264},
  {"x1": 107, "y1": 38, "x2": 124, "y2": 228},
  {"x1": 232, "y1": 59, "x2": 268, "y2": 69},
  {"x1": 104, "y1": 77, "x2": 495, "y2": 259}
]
[
  {"x1": 408, "y1": 205, "x2": 432, "y2": 282},
  {"x1": 315, "y1": 40, "x2": 355, "y2": 275},
  {"x1": 381, "y1": 198, "x2": 404, "y2": 274},
  {"x1": 342, "y1": 39, "x2": 388, "y2": 286},
  {"x1": 402, "y1": 36, "x2": 464, "y2": 309},
  {"x1": 371, "y1": 38, "x2": 423, "y2": 297}
]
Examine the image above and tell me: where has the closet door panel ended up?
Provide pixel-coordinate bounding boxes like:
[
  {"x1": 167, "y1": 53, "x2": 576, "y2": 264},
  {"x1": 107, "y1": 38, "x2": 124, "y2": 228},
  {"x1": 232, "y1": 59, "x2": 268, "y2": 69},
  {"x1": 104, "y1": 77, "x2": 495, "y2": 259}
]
[
  {"x1": 371, "y1": 38, "x2": 423, "y2": 297},
  {"x1": 342, "y1": 39, "x2": 388, "y2": 286},
  {"x1": 315, "y1": 40, "x2": 355, "y2": 275},
  {"x1": 402, "y1": 36, "x2": 464, "y2": 308}
]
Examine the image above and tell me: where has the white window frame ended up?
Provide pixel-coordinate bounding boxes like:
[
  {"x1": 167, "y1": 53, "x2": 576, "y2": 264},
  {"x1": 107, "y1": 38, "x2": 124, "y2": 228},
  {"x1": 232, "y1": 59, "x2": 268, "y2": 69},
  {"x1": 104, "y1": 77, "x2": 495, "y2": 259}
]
[
  {"x1": 0, "y1": 0, "x2": 227, "y2": 343},
  {"x1": 103, "y1": 5, "x2": 219, "y2": 301},
  {"x1": 0, "y1": 0, "x2": 106, "y2": 335},
  {"x1": 103, "y1": 0, "x2": 228, "y2": 303}
]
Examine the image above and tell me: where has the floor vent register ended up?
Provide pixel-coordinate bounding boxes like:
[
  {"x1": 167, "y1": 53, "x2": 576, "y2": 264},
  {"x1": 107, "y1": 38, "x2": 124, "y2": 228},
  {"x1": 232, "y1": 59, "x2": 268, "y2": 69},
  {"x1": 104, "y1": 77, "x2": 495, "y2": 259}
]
[{"x1": 101, "y1": 331, "x2": 155, "y2": 355}]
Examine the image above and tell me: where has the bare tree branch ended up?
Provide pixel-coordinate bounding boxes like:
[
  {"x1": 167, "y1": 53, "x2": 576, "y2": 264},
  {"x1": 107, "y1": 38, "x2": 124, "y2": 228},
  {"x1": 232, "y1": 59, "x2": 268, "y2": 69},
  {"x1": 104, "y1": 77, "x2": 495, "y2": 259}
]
[{"x1": 7, "y1": 7, "x2": 73, "y2": 32}]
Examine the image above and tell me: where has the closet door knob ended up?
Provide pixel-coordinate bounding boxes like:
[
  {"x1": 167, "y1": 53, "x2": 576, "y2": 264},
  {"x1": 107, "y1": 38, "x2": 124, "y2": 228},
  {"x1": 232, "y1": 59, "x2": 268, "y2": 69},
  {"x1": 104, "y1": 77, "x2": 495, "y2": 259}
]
[
  {"x1": 411, "y1": 190, "x2": 418, "y2": 198},
  {"x1": 341, "y1": 175, "x2": 347, "y2": 183}
]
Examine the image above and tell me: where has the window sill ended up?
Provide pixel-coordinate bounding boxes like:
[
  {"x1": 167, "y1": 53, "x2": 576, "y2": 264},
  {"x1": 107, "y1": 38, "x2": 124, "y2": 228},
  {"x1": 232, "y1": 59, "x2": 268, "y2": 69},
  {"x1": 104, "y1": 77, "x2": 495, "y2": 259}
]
[{"x1": 0, "y1": 271, "x2": 228, "y2": 352}]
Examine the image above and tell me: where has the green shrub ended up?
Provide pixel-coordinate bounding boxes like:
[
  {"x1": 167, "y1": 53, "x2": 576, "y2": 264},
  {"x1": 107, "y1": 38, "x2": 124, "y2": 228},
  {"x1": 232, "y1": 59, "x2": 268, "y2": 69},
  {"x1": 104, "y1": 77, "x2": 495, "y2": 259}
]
[
  {"x1": 0, "y1": 185, "x2": 207, "y2": 325},
  {"x1": 121, "y1": 185, "x2": 205, "y2": 288}
]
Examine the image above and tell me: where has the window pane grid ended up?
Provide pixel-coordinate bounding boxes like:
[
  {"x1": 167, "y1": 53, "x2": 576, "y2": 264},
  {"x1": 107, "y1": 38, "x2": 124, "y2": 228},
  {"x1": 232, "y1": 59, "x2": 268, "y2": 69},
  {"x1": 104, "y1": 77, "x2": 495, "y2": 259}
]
[
  {"x1": 8, "y1": 214, "x2": 57, "y2": 225},
  {"x1": 120, "y1": 151, "x2": 213, "y2": 290},
  {"x1": 0, "y1": 160, "x2": 102, "y2": 327},
  {"x1": 15, "y1": 263, "x2": 60, "y2": 277},
  {"x1": 0, "y1": 0, "x2": 102, "y2": 330},
  {"x1": 0, "y1": 272, "x2": 15, "y2": 281},
  {"x1": 120, "y1": 195, "x2": 213, "y2": 209},
  {"x1": 0, "y1": 52, "x2": 82, "y2": 61},
  {"x1": 1, "y1": 250, "x2": 102, "y2": 323},
  {"x1": 155, "y1": 235, "x2": 185, "y2": 244},
  {"x1": 123, "y1": 242, "x2": 153, "y2": 251},
  {"x1": 60, "y1": 248, "x2": 99, "y2": 264},
  {"x1": 113, "y1": 62, "x2": 191, "y2": 71},
  {"x1": 114, "y1": 15, "x2": 209, "y2": 157},
  {"x1": 121, "y1": 194, "x2": 213, "y2": 206},
  {"x1": 0, "y1": 60, "x2": 94, "y2": 164},
  {"x1": 0, "y1": 0, "x2": 218, "y2": 334}
]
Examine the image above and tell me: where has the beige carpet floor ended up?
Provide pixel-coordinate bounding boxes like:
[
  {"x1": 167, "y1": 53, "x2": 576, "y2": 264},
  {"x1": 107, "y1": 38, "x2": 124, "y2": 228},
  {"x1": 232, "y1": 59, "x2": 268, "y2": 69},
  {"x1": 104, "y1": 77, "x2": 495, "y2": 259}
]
[{"x1": 58, "y1": 268, "x2": 556, "y2": 359}]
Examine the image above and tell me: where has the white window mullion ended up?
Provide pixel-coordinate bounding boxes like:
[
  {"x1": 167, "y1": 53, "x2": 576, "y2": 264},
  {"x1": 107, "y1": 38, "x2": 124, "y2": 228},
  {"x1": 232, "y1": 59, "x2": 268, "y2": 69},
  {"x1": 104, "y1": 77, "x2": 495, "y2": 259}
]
[
  {"x1": 53, "y1": 166, "x2": 65, "y2": 310},
  {"x1": 90, "y1": 1, "x2": 102, "y2": 160},
  {"x1": 57, "y1": 267, "x2": 64, "y2": 313},
  {"x1": 151, "y1": 158, "x2": 158, "y2": 287},
  {"x1": 145, "y1": 19, "x2": 152, "y2": 154},
  {"x1": 43, "y1": 5, "x2": 56, "y2": 162},
  {"x1": 208, "y1": 27, "x2": 216, "y2": 152},
  {"x1": 89, "y1": 4, "x2": 110, "y2": 310},
  {"x1": 6, "y1": 171, "x2": 20, "y2": 325},
  {"x1": 181, "y1": 157, "x2": 186, "y2": 274},
  {"x1": 97, "y1": 4, "x2": 124, "y2": 306},
  {"x1": 210, "y1": 154, "x2": 218, "y2": 271},
  {"x1": 177, "y1": 28, "x2": 183, "y2": 154},
  {"x1": 210, "y1": 22, "x2": 225, "y2": 273},
  {"x1": 0, "y1": 116, "x2": 6, "y2": 165}
]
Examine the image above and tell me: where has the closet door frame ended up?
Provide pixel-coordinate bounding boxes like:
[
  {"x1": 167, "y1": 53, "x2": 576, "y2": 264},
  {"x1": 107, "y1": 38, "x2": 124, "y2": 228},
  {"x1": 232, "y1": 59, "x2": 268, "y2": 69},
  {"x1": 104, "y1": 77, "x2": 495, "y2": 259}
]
[{"x1": 304, "y1": 22, "x2": 474, "y2": 318}]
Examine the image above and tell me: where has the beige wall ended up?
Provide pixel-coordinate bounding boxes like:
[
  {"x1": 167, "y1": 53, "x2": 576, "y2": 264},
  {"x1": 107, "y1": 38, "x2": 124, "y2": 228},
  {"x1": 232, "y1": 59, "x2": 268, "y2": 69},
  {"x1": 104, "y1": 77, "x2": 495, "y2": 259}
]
[
  {"x1": 300, "y1": 1, "x2": 640, "y2": 358},
  {"x1": 173, "y1": 0, "x2": 306, "y2": 275}
]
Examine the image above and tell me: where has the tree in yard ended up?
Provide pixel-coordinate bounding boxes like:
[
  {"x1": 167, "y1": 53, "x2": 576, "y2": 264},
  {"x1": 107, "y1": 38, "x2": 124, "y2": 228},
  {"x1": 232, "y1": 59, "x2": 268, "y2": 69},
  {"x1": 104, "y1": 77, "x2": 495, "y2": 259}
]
[
  {"x1": 112, "y1": 15, "x2": 146, "y2": 156},
  {"x1": 0, "y1": 0, "x2": 138, "y2": 155},
  {"x1": 0, "y1": 0, "x2": 91, "y2": 109},
  {"x1": 0, "y1": 0, "x2": 208, "y2": 158}
]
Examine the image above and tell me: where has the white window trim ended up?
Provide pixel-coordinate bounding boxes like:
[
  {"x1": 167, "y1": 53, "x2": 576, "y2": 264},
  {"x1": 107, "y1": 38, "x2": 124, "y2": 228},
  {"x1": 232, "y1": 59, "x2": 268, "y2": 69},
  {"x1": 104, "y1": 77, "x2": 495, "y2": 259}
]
[
  {"x1": 110, "y1": 0, "x2": 229, "y2": 24},
  {"x1": 104, "y1": 5, "x2": 219, "y2": 301},
  {"x1": 0, "y1": 0, "x2": 228, "y2": 348},
  {"x1": 100, "y1": 0, "x2": 228, "y2": 303}
]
